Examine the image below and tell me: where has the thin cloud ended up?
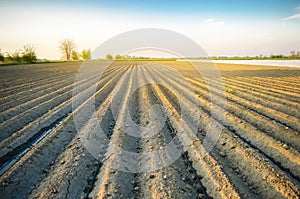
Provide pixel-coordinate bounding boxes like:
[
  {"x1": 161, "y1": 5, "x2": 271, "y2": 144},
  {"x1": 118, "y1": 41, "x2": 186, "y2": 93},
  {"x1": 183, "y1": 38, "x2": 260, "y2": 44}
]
[
  {"x1": 283, "y1": 13, "x2": 300, "y2": 20},
  {"x1": 283, "y1": 6, "x2": 300, "y2": 21},
  {"x1": 204, "y1": 18, "x2": 225, "y2": 25}
]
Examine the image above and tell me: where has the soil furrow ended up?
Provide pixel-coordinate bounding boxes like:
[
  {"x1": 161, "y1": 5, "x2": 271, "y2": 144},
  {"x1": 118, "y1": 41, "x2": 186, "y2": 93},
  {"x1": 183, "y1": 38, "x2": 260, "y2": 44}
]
[
  {"x1": 186, "y1": 76, "x2": 300, "y2": 132},
  {"x1": 250, "y1": 77, "x2": 300, "y2": 91},
  {"x1": 144, "y1": 64, "x2": 242, "y2": 199},
  {"x1": 136, "y1": 65, "x2": 206, "y2": 199},
  {"x1": 148, "y1": 63, "x2": 297, "y2": 198},
  {"x1": 29, "y1": 72, "x2": 127, "y2": 198},
  {"x1": 225, "y1": 77, "x2": 300, "y2": 101},
  {"x1": 0, "y1": 70, "x2": 74, "y2": 95},
  {"x1": 0, "y1": 63, "x2": 128, "y2": 199},
  {"x1": 0, "y1": 76, "x2": 75, "y2": 112},
  {"x1": 149, "y1": 64, "x2": 300, "y2": 182},
  {"x1": 0, "y1": 75, "x2": 95, "y2": 139},
  {"x1": 199, "y1": 77, "x2": 300, "y2": 118},
  {"x1": 89, "y1": 64, "x2": 138, "y2": 199},
  {"x1": 186, "y1": 78, "x2": 300, "y2": 150},
  {"x1": 220, "y1": 77, "x2": 300, "y2": 110},
  {"x1": 0, "y1": 73, "x2": 96, "y2": 122},
  {"x1": 0, "y1": 63, "x2": 128, "y2": 140},
  {"x1": 0, "y1": 61, "x2": 299, "y2": 199},
  {"x1": 223, "y1": 77, "x2": 300, "y2": 104},
  {"x1": 0, "y1": 64, "x2": 130, "y2": 170},
  {"x1": 235, "y1": 76, "x2": 300, "y2": 94}
]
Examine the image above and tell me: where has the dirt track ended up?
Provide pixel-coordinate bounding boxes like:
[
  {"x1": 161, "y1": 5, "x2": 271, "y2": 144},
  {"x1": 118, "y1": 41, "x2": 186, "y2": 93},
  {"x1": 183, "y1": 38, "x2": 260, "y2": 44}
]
[{"x1": 0, "y1": 61, "x2": 299, "y2": 199}]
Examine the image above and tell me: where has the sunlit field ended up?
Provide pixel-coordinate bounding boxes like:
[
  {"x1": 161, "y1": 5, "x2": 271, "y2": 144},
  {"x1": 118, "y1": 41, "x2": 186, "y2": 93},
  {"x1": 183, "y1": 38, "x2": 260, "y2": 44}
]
[{"x1": 0, "y1": 61, "x2": 299, "y2": 198}]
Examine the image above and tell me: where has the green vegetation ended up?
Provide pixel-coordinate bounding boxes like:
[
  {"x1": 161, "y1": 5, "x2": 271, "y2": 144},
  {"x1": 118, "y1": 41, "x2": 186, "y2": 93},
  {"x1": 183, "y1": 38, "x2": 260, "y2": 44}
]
[
  {"x1": 2, "y1": 40, "x2": 299, "y2": 66},
  {"x1": 105, "y1": 54, "x2": 113, "y2": 60},
  {"x1": 0, "y1": 50, "x2": 4, "y2": 62},
  {"x1": 0, "y1": 45, "x2": 37, "y2": 64},
  {"x1": 0, "y1": 59, "x2": 83, "y2": 67},
  {"x1": 225, "y1": 88, "x2": 235, "y2": 93},
  {"x1": 114, "y1": 54, "x2": 123, "y2": 60},
  {"x1": 21, "y1": 44, "x2": 37, "y2": 63},
  {"x1": 81, "y1": 49, "x2": 91, "y2": 60},
  {"x1": 71, "y1": 50, "x2": 79, "y2": 60}
]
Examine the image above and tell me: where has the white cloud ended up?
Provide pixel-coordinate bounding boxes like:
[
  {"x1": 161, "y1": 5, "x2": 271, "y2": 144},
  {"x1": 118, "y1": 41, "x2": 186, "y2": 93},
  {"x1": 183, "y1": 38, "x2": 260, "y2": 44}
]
[
  {"x1": 283, "y1": 13, "x2": 300, "y2": 20},
  {"x1": 283, "y1": 6, "x2": 300, "y2": 21},
  {"x1": 204, "y1": 18, "x2": 225, "y2": 25}
]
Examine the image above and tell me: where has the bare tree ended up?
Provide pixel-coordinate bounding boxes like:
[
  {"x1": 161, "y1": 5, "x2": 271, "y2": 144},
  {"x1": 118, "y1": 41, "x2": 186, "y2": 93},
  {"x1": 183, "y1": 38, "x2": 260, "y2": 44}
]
[{"x1": 59, "y1": 39, "x2": 76, "y2": 60}]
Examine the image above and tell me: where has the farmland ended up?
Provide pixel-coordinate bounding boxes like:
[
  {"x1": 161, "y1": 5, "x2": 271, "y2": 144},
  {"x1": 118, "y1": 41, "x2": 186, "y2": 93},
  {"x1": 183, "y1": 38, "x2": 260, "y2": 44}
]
[{"x1": 0, "y1": 61, "x2": 299, "y2": 199}]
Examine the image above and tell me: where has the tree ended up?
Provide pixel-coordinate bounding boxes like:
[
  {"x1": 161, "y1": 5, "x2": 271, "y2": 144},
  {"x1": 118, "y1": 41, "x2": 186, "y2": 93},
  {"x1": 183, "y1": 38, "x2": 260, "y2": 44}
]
[
  {"x1": 0, "y1": 49, "x2": 4, "y2": 62},
  {"x1": 11, "y1": 50, "x2": 21, "y2": 62},
  {"x1": 71, "y1": 50, "x2": 79, "y2": 60},
  {"x1": 22, "y1": 44, "x2": 37, "y2": 63},
  {"x1": 115, "y1": 54, "x2": 123, "y2": 60},
  {"x1": 59, "y1": 39, "x2": 76, "y2": 60},
  {"x1": 105, "y1": 53, "x2": 113, "y2": 60},
  {"x1": 5, "y1": 52, "x2": 13, "y2": 62},
  {"x1": 81, "y1": 49, "x2": 91, "y2": 60}
]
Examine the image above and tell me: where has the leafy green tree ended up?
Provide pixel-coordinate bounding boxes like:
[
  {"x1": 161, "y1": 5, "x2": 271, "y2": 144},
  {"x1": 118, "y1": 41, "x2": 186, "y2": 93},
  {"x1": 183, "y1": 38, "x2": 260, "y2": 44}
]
[
  {"x1": 22, "y1": 44, "x2": 37, "y2": 63},
  {"x1": 59, "y1": 39, "x2": 76, "y2": 60},
  {"x1": 71, "y1": 50, "x2": 79, "y2": 60},
  {"x1": 115, "y1": 54, "x2": 123, "y2": 60},
  {"x1": 105, "y1": 53, "x2": 113, "y2": 60},
  {"x1": 81, "y1": 49, "x2": 91, "y2": 60}
]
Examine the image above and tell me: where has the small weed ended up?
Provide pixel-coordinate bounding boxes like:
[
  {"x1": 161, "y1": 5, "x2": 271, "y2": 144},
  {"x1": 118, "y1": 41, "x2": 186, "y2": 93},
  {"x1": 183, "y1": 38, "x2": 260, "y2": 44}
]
[{"x1": 226, "y1": 88, "x2": 235, "y2": 93}]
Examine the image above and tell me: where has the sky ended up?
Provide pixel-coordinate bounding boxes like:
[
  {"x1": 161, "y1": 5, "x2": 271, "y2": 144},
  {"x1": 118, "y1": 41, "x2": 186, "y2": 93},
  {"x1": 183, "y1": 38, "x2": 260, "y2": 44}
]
[{"x1": 0, "y1": 0, "x2": 300, "y2": 59}]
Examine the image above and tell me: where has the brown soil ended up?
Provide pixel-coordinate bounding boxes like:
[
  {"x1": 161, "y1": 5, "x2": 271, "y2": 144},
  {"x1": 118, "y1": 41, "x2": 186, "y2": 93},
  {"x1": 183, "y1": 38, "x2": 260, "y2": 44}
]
[{"x1": 0, "y1": 61, "x2": 299, "y2": 199}]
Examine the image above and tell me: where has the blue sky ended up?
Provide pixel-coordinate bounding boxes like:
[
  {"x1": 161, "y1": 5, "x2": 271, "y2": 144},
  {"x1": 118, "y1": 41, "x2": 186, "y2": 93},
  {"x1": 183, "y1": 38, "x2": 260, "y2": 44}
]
[
  {"x1": 0, "y1": 0, "x2": 300, "y2": 58},
  {"x1": 17, "y1": 0, "x2": 299, "y2": 18},
  {"x1": 31, "y1": 0, "x2": 298, "y2": 15}
]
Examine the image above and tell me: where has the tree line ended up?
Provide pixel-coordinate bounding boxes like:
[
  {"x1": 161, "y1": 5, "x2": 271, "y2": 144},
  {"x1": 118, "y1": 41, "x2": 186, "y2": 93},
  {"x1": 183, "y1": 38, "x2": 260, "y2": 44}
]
[
  {"x1": 104, "y1": 54, "x2": 152, "y2": 60},
  {"x1": 0, "y1": 44, "x2": 37, "y2": 63},
  {"x1": 1, "y1": 41, "x2": 300, "y2": 64},
  {"x1": 0, "y1": 38, "x2": 91, "y2": 64}
]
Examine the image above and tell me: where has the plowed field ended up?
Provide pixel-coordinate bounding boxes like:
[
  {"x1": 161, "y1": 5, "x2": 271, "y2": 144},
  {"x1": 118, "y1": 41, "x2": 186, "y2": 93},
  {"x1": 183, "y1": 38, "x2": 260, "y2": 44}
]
[{"x1": 0, "y1": 61, "x2": 299, "y2": 199}]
